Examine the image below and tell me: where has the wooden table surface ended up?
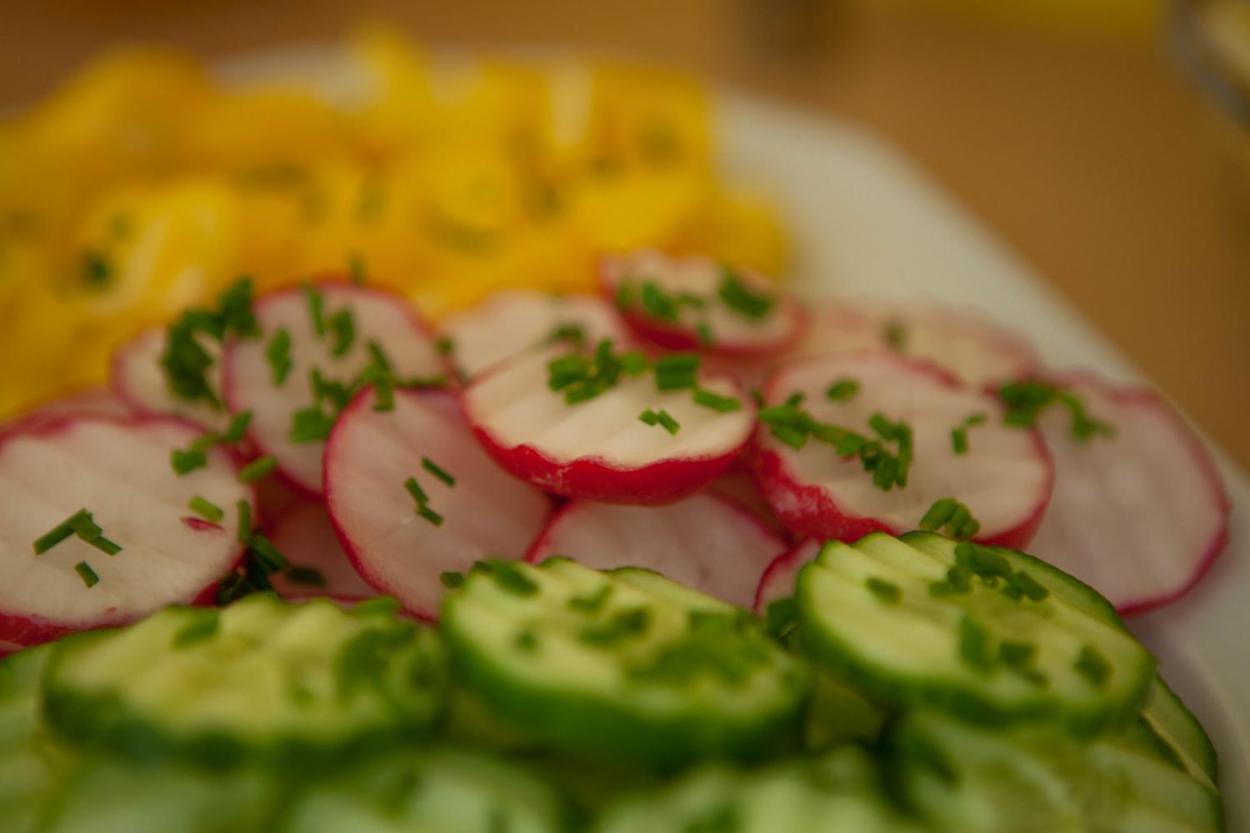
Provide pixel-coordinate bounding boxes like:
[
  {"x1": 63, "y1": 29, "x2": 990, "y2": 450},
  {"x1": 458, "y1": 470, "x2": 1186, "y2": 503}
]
[{"x1": 4, "y1": 0, "x2": 1249, "y2": 467}]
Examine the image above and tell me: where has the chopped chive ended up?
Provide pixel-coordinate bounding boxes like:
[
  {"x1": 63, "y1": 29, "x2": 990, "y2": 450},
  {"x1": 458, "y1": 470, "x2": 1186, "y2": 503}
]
[
  {"x1": 951, "y1": 412, "x2": 988, "y2": 455},
  {"x1": 477, "y1": 561, "x2": 538, "y2": 597},
  {"x1": 929, "y1": 565, "x2": 974, "y2": 597},
  {"x1": 654, "y1": 353, "x2": 700, "y2": 391},
  {"x1": 954, "y1": 542, "x2": 1013, "y2": 582},
  {"x1": 640, "y1": 281, "x2": 681, "y2": 322},
  {"x1": 568, "y1": 584, "x2": 613, "y2": 613},
  {"x1": 421, "y1": 457, "x2": 456, "y2": 487},
  {"x1": 692, "y1": 388, "x2": 742, "y2": 413},
  {"x1": 717, "y1": 266, "x2": 775, "y2": 320},
  {"x1": 547, "y1": 323, "x2": 586, "y2": 347},
  {"x1": 404, "y1": 477, "x2": 429, "y2": 506},
  {"x1": 32, "y1": 510, "x2": 87, "y2": 554},
  {"x1": 266, "y1": 328, "x2": 293, "y2": 385},
  {"x1": 1005, "y1": 569, "x2": 1049, "y2": 602},
  {"x1": 285, "y1": 565, "x2": 326, "y2": 587},
  {"x1": 222, "y1": 411, "x2": 253, "y2": 444},
  {"x1": 1074, "y1": 645, "x2": 1111, "y2": 688},
  {"x1": 958, "y1": 615, "x2": 994, "y2": 673},
  {"x1": 865, "y1": 577, "x2": 902, "y2": 604},
  {"x1": 289, "y1": 405, "x2": 336, "y2": 443},
  {"x1": 416, "y1": 505, "x2": 444, "y2": 526},
  {"x1": 997, "y1": 381, "x2": 1114, "y2": 441},
  {"x1": 919, "y1": 498, "x2": 981, "y2": 540},
  {"x1": 238, "y1": 456, "x2": 278, "y2": 484},
  {"x1": 84, "y1": 535, "x2": 122, "y2": 556},
  {"x1": 696, "y1": 321, "x2": 715, "y2": 346},
  {"x1": 250, "y1": 535, "x2": 289, "y2": 572},
  {"x1": 883, "y1": 319, "x2": 907, "y2": 350},
  {"x1": 825, "y1": 378, "x2": 860, "y2": 402},
  {"x1": 434, "y1": 336, "x2": 455, "y2": 356},
  {"x1": 236, "y1": 500, "x2": 252, "y2": 545},
  {"x1": 439, "y1": 571, "x2": 465, "y2": 589},
  {"x1": 173, "y1": 611, "x2": 220, "y2": 647},
  {"x1": 620, "y1": 351, "x2": 650, "y2": 375},
  {"x1": 327, "y1": 307, "x2": 356, "y2": 358},
  {"x1": 366, "y1": 340, "x2": 393, "y2": 373},
  {"x1": 639, "y1": 408, "x2": 681, "y2": 435},
  {"x1": 303, "y1": 285, "x2": 326, "y2": 337},
  {"x1": 372, "y1": 379, "x2": 395, "y2": 412},
  {"x1": 171, "y1": 447, "x2": 208, "y2": 475},
  {"x1": 578, "y1": 607, "x2": 651, "y2": 646},
  {"x1": 999, "y1": 639, "x2": 1047, "y2": 686},
  {"x1": 74, "y1": 561, "x2": 100, "y2": 588}
]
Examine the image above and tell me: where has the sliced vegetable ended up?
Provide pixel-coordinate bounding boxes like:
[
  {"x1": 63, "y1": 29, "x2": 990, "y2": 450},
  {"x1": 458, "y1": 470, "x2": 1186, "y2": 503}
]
[
  {"x1": 112, "y1": 327, "x2": 232, "y2": 432},
  {"x1": 754, "y1": 539, "x2": 821, "y2": 613},
  {"x1": 464, "y1": 343, "x2": 754, "y2": 504},
  {"x1": 44, "y1": 595, "x2": 447, "y2": 769},
  {"x1": 525, "y1": 492, "x2": 787, "y2": 608},
  {"x1": 602, "y1": 250, "x2": 805, "y2": 356},
  {"x1": 1022, "y1": 375, "x2": 1230, "y2": 615},
  {"x1": 0, "y1": 646, "x2": 57, "y2": 833},
  {"x1": 798, "y1": 532, "x2": 1155, "y2": 733},
  {"x1": 441, "y1": 558, "x2": 810, "y2": 767},
  {"x1": 266, "y1": 499, "x2": 376, "y2": 602},
  {"x1": 325, "y1": 389, "x2": 551, "y2": 618},
  {"x1": 752, "y1": 352, "x2": 1051, "y2": 547},
  {"x1": 222, "y1": 283, "x2": 447, "y2": 495},
  {"x1": 441, "y1": 289, "x2": 632, "y2": 378},
  {"x1": 0, "y1": 415, "x2": 253, "y2": 648}
]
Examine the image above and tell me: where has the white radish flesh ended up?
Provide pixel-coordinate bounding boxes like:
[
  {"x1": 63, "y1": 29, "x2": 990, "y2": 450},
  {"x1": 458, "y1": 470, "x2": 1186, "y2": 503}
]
[
  {"x1": 111, "y1": 327, "x2": 231, "y2": 432},
  {"x1": 525, "y1": 492, "x2": 787, "y2": 608},
  {"x1": 464, "y1": 344, "x2": 755, "y2": 504},
  {"x1": 0, "y1": 416, "x2": 253, "y2": 646},
  {"x1": 442, "y1": 290, "x2": 631, "y2": 378},
  {"x1": 223, "y1": 283, "x2": 446, "y2": 495},
  {"x1": 1025, "y1": 375, "x2": 1230, "y2": 615},
  {"x1": 753, "y1": 351, "x2": 1052, "y2": 547},
  {"x1": 266, "y1": 500, "x2": 375, "y2": 602},
  {"x1": 324, "y1": 389, "x2": 551, "y2": 618}
]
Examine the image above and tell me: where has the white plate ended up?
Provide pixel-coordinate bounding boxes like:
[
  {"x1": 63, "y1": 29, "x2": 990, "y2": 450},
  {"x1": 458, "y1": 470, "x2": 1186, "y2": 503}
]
[
  {"x1": 719, "y1": 94, "x2": 1249, "y2": 820},
  {"x1": 225, "y1": 47, "x2": 1248, "y2": 821}
]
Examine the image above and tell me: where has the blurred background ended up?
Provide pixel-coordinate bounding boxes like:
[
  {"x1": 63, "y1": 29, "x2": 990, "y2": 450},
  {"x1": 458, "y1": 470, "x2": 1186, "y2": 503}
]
[{"x1": 1, "y1": 0, "x2": 1248, "y2": 463}]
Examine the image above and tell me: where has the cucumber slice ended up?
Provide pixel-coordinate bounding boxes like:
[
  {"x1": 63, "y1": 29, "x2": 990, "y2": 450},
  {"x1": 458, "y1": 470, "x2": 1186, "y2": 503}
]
[
  {"x1": 1138, "y1": 677, "x2": 1219, "y2": 788},
  {"x1": 441, "y1": 558, "x2": 811, "y2": 767},
  {"x1": 594, "y1": 746, "x2": 925, "y2": 833},
  {"x1": 0, "y1": 646, "x2": 58, "y2": 833},
  {"x1": 283, "y1": 746, "x2": 566, "y2": 833},
  {"x1": 803, "y1": 671, "x2": 888, "y2": 751},
  {"x1": 895, "y1": 709, "x2": 1225, "y2": 833},
  {"x1": 797, "y1": 532, "x2": 1155, "y2": 733},
  {"x1": 44, "y1": 595, "x2": 447, "y2": 770},
  {"x1": 37, "y1": 758, "x2": 279, "y2": 833}
]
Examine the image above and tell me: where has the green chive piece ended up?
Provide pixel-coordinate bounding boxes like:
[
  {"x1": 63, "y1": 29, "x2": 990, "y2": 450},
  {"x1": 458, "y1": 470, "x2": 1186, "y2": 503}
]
[
  {"x1": 33, "y1": 510, "x2": 86, "y2": 554},
  {"x1": 439, "y1": 571, "x2": 465, "y2": 589},
  {"x1": 1075, "y1": 645, "x2": 1111, "y2": 688},
  {"x1": 416, "y1": 505, "x2": 444, "y2": 526},
  {"x1": 547, "y1": 323, "x2": 586, "y2": 347},
  {"x1": 1006, "y1": 569, "x2": 1050, "y2": 602},
  {"x1": 654, "y1": 353, "x2": 700, "y2": 391},
  {"x1": 222, "y1": 411, "x2": 253, "y2": 444},
  {"x1": 696, "y1": 321, "x2": 715, "y2": 346},
  {"x1": 285, "y1": 565, "x2": 326, "y2": 587},
  {"x1": 929, "y1": 565, "x2": 974, "y2": 597},
  {"x1": 958, "y1": 615, "x2": 994, "y2": 673},
  {"x1": 250, "y1": 535, "x2": 289, "y2": 572},
  {"x1": 998, "y1": 381, "x2": 1114, "y2": 441},
  {"x1": 266, "y1": 328, "x2": 293, "y2": 386},
  {"x1": 236, "y1": 500, "x2": 253, "y2": 545},
  {"x1": 238, "y1": 456, "x2": 278, "y2": 484},
  {"x1": 477, "y1": 561, "x2": 538, "y2": 597},
  {"x1": 171, "y1": 447, "x2": 208, "y2": 475},
  {"x1": 640, "y1": 281, "x2": 681, "y2": 322},
  {"x1": 85, "y1": 536, "x2": 122, "y2": 556},
  {"x1": 327, "y1": 307, "x2": 356, "y2": 357},
  {"x1": 825, "y1": 378, "x2": 860, "y2": 402},
  {"x1": 173, "y1": 611, "x2": 220, "y2": 648},
  {"x1": 717, "y1": 266, "x2": 775, "y2": 320},
  {"x1": 74, "y1": 561, "x2": 100, "y2": 588},
  {"x1": 303, "y1": 284, "x2": 326, "y2": 337},
  {"x1": 289, "y1": 405, "x2": 336, "y2": 443},
  {"x1": 883, "y1": 319, "x2": 907, "y2": 350},
  {"x1": 865, "y1": 577, "x2": 902, "y2": 604},
  {"x1": 404, "y1": 477, "x2": 429, "y2": 506},
  {"x1": 421, "y1": 457, "x2": 456, "y2": 487},
  {"x1": 640, "y1": 408, "x2": 681, "y2": 435},
  {"x1": 692, "y1": 387, "x2": 742, "y2": 413},
  {"x1": 434, "y1": 336, "x2": 455, "y2": 356},
  {"x1": 920, "y1": 498, "x2": 981, "y2": 540},
  {"x1": 578, "y1": 607, "x2": 651, "y2": 646},
  {"x1": 568, "y1": 584, "x2": 613, "y2": 613}
]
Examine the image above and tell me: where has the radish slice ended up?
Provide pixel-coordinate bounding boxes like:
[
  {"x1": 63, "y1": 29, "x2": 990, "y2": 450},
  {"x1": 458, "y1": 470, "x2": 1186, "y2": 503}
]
[
  {"x1": 223, "y1": 283, "x2": 446, "y2": 495},
  {"x1": 600, "y1": 250, "x2": 805, "y2": 357},
  {"x1": 795, "y1": 301, "x2": 1039, "y2": 387},
  {"x1": 267, "y1": 500, "x2": 375, "y2": 602},
  {"x1": 2, "y1": 389, "x2": 133, "y2": 440},
  {"x1": 752, "y1": 351, "x2": 1052, "y2": 547},
  {"x1": 0, "y1": 415, "x2": 253, "y2": 647},
  {"x1": 442, "y1": 290, "x2": 631, "y2": 378},
  {"x1": 706, "y1": 470, "x2": 791, "y2": 539},
  {"x1": 1024, "y1": 374, "x2": 1230, "y2": 615},
  {"x1": 754, "y1": 539, "x2": 822, "y2": 612},
  {"x1": 524, "y1": 492, "x2": 787, "y2": 608},
  {"x1": 112, "y1": 327, "x2": 231, "y2": 432},
  {"x1": 324, "y1": 388, "x2": 551, "y2": 618},
  {"x1": 463, "y1": 344, "x2": 756, "y2": 505}
]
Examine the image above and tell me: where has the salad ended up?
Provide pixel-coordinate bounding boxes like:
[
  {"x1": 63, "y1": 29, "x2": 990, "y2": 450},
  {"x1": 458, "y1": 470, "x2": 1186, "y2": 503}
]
[{"x1": 0, "y1": 250, "x2": 1229, "y2": 832}]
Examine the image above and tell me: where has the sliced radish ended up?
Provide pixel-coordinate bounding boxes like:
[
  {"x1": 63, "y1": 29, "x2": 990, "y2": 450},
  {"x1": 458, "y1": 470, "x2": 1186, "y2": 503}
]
[
  {"x1": 600, "y1": 250, "x2": 805, "y2": 357},
  {"x1": 752, "y1": 351, "x2": 1052, "y2": 547},
  {"x1": 754, "y1": 539, "x2": 822, "y2": 612},
  {"x1": 2, "y1": 389, "x2": 133, "y2": 441},
  {"x1": 1023, "y1": 374, "x2": 1230, "y2": 615},
  {"x1": 266, "y1": 500, "x2": 375, "y2": 602},
  {"x1": 706, "y1": 470, "x2": 791, "y2": 539},
  {"x1": 524, "y1": 492, "x2": 787, "y2": 608},
  {"x1": 463, "y1": 343, "x2": 756, "y2": 505},
  {"x1": 112, "y1": 326, "x2": 232, "y2": 432},
  {"x1": 223, "y1": 282, "x2": 447, "y2": 495},
  {"x1": 794, "y1": 301, "x2": 1039, "y2": 387},
  {"x1": 442, "y1": 290, "x2": 632, "y2": 378},
  {"x1": 324, "y1": 388, "x2": 551, "y2": 618},
  {"x1": 0, "y1": 415, "x2": 253, "y2": 647}
]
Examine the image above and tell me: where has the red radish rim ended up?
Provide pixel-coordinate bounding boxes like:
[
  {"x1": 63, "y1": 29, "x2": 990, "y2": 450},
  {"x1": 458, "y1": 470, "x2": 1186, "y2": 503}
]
[
  {"x1": 220, "y1": 278, "x2": 454, "y2": 498},
  {"x1": 749, "y1": 349, "x2": 1054, "y2": 549},
  {"x1": 0, "y1": 412, "x2": 256, "y2": 644},
  {"x1": 266, "y1": 499, "x2": 374, "y2": 604},
  {"x1": 753, "y1": 539, "x2": 821, "y2": 612},
  {"x1": 1041, "y1": 370, "x2": 1231, "y2": 617},
  {"x1": 0, "y1": 387, "x2": 133, "y2": 444},
  {"x1": 462, "y1": 363, "x2": 755, "y2": 505},
  {"x1": 596, "y1": 254, "x2": 808, "y2": 358}
]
